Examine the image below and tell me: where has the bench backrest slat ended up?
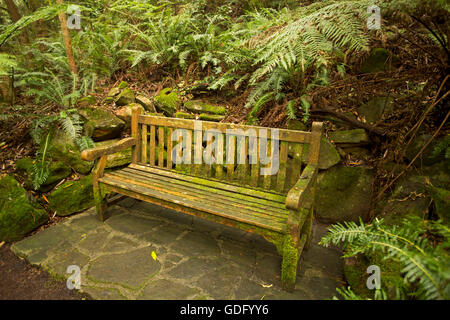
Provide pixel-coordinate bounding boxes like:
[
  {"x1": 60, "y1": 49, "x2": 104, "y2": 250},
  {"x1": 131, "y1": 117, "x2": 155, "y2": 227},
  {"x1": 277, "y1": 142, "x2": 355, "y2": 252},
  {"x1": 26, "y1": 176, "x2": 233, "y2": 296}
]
[{"x1": 131, "y1": 109, "x2": 322, "y2": 195}]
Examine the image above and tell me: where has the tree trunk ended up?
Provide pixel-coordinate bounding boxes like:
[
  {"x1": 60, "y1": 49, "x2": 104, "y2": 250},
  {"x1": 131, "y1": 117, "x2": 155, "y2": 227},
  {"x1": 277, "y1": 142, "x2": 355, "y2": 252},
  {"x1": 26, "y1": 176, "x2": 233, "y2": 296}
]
[{"x1": 56, "y1": 0, "x2": 78, "y2": 75}]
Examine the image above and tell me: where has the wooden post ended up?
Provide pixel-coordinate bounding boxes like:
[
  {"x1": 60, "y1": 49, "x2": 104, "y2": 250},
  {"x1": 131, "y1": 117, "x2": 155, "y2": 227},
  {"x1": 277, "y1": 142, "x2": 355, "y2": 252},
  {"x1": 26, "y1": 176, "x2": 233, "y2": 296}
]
[{"x1": 131, "y1": 106, "x2": 141, "y2": 163}]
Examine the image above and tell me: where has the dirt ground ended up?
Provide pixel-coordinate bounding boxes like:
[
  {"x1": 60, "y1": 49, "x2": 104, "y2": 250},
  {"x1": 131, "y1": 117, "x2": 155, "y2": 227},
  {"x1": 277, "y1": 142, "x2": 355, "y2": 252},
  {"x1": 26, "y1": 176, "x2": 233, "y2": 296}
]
[{"x1": 0, "y1": 242, "x2": 90, "y2": 300}]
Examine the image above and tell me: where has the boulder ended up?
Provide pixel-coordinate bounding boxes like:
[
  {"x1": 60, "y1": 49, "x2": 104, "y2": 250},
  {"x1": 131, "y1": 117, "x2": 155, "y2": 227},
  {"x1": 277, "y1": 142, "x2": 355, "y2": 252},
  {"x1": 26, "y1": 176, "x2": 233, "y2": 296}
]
[
  {"x1": 405, "y1": 134, "x2": 448, "y2": 166},
  {"x1": 298, "y1": 137, "x2": 340, "y2": 170},
  {"x1": 184, "y1": 100, "x2": 226, "y2": 115},
  {"x1": 48, "y1": 175, "x2": 94, "y2": 217},
  {"x1": 118, "y1": 81, "x2": 129, "y2": 89},
  {"x1": 79, "y1": 107, "x2": 125, "y2": 141},
  {"x1": 198, "y1": 113, "x2": 224, "y2": 122},
  {"x1": 115, "y1": 103, "x2": 144, "y2": 124},
  {"x1": 360, "y1": 48, "x2": 399, "y2": 74},
  {"x1": 136, "y1": 95, "x2": 156, "y2": 113},
  {"x1": 175, "y1": 111, "x2": 195, "y2": 119},
  {"x1": 329, "y1": 129, "x2": 370, "y2": 146},
  {"x1": 78, "y1": 95, "x2": 96, "y2": 108},
  {"x1": 357, "y1": 96, "x2": 394, "y2": 124},
  {"x1": 315, "y1": 166, "x2": 375, "y2": 223},
  {"x1": 48, "y1": 129, "x2": 94, "y2": 175},
  {"x1": 15, "y1": 157, "x2": 72, "y2": 192},
  {"x1": 94, "y1": 139, "x2": 132, "y2": 169},
  {"x1": 287, "y1": 119, "x2": 307, "y2": 131},
  {"x1": 0, "y1": 175, "x2": 48, "y2": 242},
  {"x1": 115, "y1": 88, "x2": 135, "y2": 106},
  {"x1": 153, "y1": 88, "x2": 181, "y2": 116}
]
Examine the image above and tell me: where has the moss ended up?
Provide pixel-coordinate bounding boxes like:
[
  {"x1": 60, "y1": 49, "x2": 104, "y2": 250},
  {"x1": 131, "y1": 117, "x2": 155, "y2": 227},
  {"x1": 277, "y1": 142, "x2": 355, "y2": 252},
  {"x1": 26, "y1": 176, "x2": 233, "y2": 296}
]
[
  {"x1": 48, "y1": 175, "x2": 94, "y2": 216},
  {"x1": 360, "y1": 48, "x2": 400, "y2": 74},
  {"x1": 175, "y1": 111, "x2": 195, "y2": 119},
  {"x1": 79, "y1": 107, "x2": 125, "y2": 141},
  {"x1": 118, "y1": 81, "x2": 129, "y2": 89},
  {"x1": 94, "y1": 139, "x2": 132, "y2": 169},
  {"x1": 78, "y1": 95, "x2": 96, "y2": 107},
  {"x1": 115, "y1": 88, "x2": 135, "y2": 106},
  {"x1": 0, "y1": 175, "x2": 49, "y2": 242},
  {"x1": 198, "y1": 113, "x2": 224, "y2": 122},
  {"x1": 184, "y1": 100, "x2": 226, "y2": 115},
  {"x1": 154, "y1": 88, "x2": 181, "y2": 116},
  {"x1": 329, "y1": 129, "x2": 370, "y2": 144},
  {"x1": 428, "y1": 186, "x2": 450, "y2": 224},
  {"x1": 300, "y1": 137, "x2": 340, "y2": 170}
]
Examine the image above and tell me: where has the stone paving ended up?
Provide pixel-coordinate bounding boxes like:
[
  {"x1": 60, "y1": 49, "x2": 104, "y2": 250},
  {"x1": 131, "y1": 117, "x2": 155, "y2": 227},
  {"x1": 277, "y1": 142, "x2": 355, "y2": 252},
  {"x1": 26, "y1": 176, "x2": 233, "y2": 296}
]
[{"x1": 11, "y1": 198, "x2": 345, "y2": 300}]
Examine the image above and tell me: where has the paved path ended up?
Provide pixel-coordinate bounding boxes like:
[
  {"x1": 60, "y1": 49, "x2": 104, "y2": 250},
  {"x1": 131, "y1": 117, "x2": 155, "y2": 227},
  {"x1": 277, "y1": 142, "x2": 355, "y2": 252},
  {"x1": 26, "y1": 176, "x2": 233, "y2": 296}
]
[{"x1": 11, "y1": 198, "x2": 344, "y2": 300}]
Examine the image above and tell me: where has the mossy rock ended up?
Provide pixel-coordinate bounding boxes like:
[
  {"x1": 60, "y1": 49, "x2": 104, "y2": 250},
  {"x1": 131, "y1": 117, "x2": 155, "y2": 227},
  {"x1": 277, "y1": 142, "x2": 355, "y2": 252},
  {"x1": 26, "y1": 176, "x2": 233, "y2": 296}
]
[
  {"x1": 198, "y1": 113, "x2": 224, "y2": 122},
  {"x1": 175, "y1": 111, "x2": 195, "y2": 119},
  {"x1": 287, "y1": 119, "x2": 307, "y2": 131},
  {"x1": 315, "y1": 166, "x2": 375, "y2": 223},
  {"x1": 428, "y1": 186, "x2": 450, "y2": 224},
  {"x1": 115, "y1": 88, "x2": 135, "y2": 106},
  {"x1": 107, "y1": 87, "x2": 121, "y2": 98},
  {"x1": 329, "y1": 129, "x2": 370, "y2": 145},
  {"x1": 15, "y1": 157, "x2": 72, "y2": 192},
  {"x1": 153, "y1": 88, "x2": 181, "y2": 116},
  {"x1": 405, "y1": 134, "x2": 448, "y2": 166},
  {"x1": 78, "y1": 95, "x2": 96, "y2": 108},
  {"x1": 47, "y1": 129, "x2": 94, "y2": 175},
  {"x1": 136, "y1": 95, "x2": 156, "y2": 113},
  {"x1": 79, "y1": 107, "x2": 125, "y2": 141},
  {"x1": 357, "y1": 96, "x2": 394, "y2": 124},
  {"x1": 48, "y1": 175, "x2": 94, "y2": 217},
  {"x1": 0, "y1": 175, "x2": 48, "y2": 242},
  {"x1": 360, "y1": 48, "x2": 400, "y2": 74},
  {"x1": 299, "y1": 137, "x2": 340, "y2": 170},
  {"x1": 114, "y1": 103, "x2": 144, "y2": 124},
  {"x1": 118, "y1": 81, "x2": 129, "y2": 90},
  {"x1": 95, "y1": 139, "x2": 132, "y2": 169},
  {"x1": 184, "y1": 100, "x2": 226, "y2": 115}
]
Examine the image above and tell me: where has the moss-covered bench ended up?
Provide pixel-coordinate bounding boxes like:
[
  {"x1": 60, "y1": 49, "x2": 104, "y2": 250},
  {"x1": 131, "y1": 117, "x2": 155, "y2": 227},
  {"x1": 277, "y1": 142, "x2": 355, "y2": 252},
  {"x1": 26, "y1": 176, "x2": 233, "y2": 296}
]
[{"x1": 81, "y1": 107, "x2": 323, "y2": 291}]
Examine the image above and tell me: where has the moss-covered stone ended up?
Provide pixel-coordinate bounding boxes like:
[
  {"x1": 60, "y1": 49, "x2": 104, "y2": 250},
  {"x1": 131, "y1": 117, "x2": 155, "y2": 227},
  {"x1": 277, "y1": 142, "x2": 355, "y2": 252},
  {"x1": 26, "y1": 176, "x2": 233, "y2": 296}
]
[
  {"x1": 115, "y1": 103, "x2": 144, "y2": 124},
  {"x1": 360, "y1": 48, "x2": 400, "y2": 74},
  {"x1": 78, "y1": 95, "x2": 96, "y2": 108},
  {"x1": 0, "y1": 175, "x2": 48, "y2": 242},
  {"x1": 136, "y1": 95, "x2": 156, "y2": 113},
  {"x1": 428, "y1": 186, "x2": 450, "y2": 224},
  {"x1": 79, "y1": 107, "x2": 125, "y2": 141},
  {"x1": 115, "y1": 88, "x2": 135, "y2": 106},
  {"x1": 107, "y1": 87, "x2": 120, "y2": 98},
  {"x1": 198, "y1": 113, "x2": 224, "y2": 122},
  {"x1": 95, "y1": 139, "x2": 132, "y2": 169},
  {"x1": 48, "y1": 129, "x2": 94, "y2": 175},
  {"x1": 48, "y1": 175, "x2": 94, "y2": 217},
  {"x1": 315, "y1": 166, "x2": 375, "y2": 223},
  {"x1": 118, "y1": 81, "x2": 129, "y2": 90},
  {"x1": 184, "y1": 100, "x2": 226, "y2": 115},
  {"x1": 405, "y1": 134, "x2": 448, "y2": 166},
  {"x1": 329, "y1": 129, "x2": 370, "y2": 145},
  {"x1": 287, "y1": 119, "x2": 307, "y2": 131},
  {"x1": 357, "y1": 96, "x2": 394, "y2": 124},
  {"x1": 175, "y1": 111, "x2": 195, "y2": 119},
  {"x1": 153, "y1": 88, "x2": 181, "y2": 116},
  {"x1": 299, "y1": 137, "x2": 340, "y2": 170},
  {"x1": 15, "y1": 157, "x2": 72, "y2": 192}
]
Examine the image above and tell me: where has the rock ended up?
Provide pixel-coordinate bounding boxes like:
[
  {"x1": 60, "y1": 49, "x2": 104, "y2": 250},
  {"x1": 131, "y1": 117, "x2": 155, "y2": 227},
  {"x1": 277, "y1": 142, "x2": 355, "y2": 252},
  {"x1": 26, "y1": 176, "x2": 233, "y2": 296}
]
[
  {"x1": 360, "y1": 48, "x2": 399, "y2": 74},
  {"x1": 95, "y1": 139, "x2": 132, "y2": 169},
  {"x1": 329, "y1": 129, "x2": 370, "y2": 146},
  {"x1": 115, "y1": 103, "x2": 144, "y2": 124},
  {"x1": 339, "y1": 147, "x2": 370, "y2": 158},
  {"x1": 287, "y1": 120, "x2": 307, "y2": 131},
  {"x1": 315, "y1": 166, "x2": 375, "y2": 223},
  {"x1": 428, "y1": 186, "x2": 450, "y2": 224},
  {"x1": 0, "y1": 175, "x2": 48, "y2": 242},
  {"x1": 78, "y1": 95, "x2": 96, "y2": 108},
  {"x1": 153, "y1": 88, "x2": 181, "y2": 116},
  {"x1": 175, "y1": 111, "x2": 195, "y2": 119},
  {"x1": 48, "y1": 129, "x2": 94, "y2": 175},
  {"x1": 198, "y1": 113, "x2": 224, "y2": 122},
  {"x1": 107, "y1": 87, "x2": 120, "y2": 98},
  {"x1": 184, "y1": 100, "x2": 226, "y2": 115},
  {"x1": 15, "y1": 157, "x2": 72, "y2": 192},
  {"x1": 115, "y1": 88, "x2": 135, "y2": 106},
  {"x1": 79, "y1": 107, "x2": 125, "y2": 141},
  {"x1": 357, "y1": 96, "x2": 394, "y2": 124},
  {"x1": 118, "y1": 81, "x2": 129, "y2": 89},
  {"x1": 299, "y1": 137, "x2": 341, "y2": 170},
  {"x1": 405, "y1": 134, "x2": 448, "y2": 166},
  {"x1": 48, "y1": 175, "x2": 94, "y2": 217},
  {"x1": 136, "y1": 95, "x2": 156, "y2": 113}
]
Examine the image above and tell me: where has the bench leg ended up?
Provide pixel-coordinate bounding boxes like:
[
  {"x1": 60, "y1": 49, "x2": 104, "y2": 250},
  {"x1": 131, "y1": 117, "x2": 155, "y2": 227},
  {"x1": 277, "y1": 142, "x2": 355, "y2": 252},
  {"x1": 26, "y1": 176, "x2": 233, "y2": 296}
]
[
  {"x1": 281, "y1": 234, "x2": 299, "y2": 292},
  {"x1": 303, "y1": 209, "x2": 314, "y2": 251},
  {"x1": 93, "y1": 185, "x2": 107, "y2": 222}
]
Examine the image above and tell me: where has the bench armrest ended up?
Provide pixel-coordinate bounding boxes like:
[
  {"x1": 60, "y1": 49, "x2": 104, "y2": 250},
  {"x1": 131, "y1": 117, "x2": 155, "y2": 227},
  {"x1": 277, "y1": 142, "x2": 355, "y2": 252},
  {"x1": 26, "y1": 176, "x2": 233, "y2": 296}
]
[
  {"x1": 81, "y1": 137, "x2": 136, "y2": 161},
  {"x1": 285, "y1": 164, "x2": 318, "y2": 211}
]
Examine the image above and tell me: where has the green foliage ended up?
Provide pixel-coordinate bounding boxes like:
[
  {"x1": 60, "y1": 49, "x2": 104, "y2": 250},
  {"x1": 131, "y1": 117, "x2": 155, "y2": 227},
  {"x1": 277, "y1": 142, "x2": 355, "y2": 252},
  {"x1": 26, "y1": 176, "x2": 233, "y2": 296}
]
[{"x1": 320, "y1": 217, "x2": 450, "y2": 300}]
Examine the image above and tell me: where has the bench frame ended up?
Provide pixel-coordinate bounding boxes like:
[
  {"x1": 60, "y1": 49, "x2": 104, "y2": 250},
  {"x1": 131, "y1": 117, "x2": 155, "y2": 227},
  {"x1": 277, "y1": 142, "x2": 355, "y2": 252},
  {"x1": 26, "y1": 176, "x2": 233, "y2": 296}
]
[{"x1": 82, "y1": 107, "x2": 323, "y2": 291}]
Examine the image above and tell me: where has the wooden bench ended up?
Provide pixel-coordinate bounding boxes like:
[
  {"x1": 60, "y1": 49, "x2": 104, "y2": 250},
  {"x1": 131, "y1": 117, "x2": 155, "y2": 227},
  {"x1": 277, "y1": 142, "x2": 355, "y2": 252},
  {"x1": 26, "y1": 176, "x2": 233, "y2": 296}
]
[{"x1": 81, "y1": 107, "x2": 323, "y2": 291}]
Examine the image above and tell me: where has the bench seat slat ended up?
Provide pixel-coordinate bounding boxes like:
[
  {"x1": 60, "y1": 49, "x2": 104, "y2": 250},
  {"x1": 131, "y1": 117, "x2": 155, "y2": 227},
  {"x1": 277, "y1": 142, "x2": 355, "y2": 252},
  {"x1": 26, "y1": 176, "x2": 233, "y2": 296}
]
[{"x1": 129, "y1": 163, "x2": 286, "y2": 203}]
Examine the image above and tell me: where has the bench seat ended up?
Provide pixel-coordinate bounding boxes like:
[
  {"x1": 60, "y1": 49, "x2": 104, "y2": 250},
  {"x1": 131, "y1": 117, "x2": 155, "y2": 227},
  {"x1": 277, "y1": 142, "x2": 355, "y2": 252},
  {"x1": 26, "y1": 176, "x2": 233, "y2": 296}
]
[{"x1": 100, "y1": 164, "x2": 290, "y2": 233}]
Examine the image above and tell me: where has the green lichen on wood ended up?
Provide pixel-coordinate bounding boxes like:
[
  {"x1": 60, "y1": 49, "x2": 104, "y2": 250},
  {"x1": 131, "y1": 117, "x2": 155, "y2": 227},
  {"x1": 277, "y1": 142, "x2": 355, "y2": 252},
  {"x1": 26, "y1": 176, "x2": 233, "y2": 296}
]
[{"x1": 281, "y1": 235, "x2": 298, "y2": 291}]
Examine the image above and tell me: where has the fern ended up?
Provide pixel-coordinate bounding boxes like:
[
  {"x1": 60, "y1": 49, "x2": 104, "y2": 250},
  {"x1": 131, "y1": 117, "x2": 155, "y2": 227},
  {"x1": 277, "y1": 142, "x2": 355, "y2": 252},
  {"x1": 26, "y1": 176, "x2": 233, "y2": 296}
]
[
  {"x1": 320, "y1": 217, "x2": 450, "y2": 300},
  {"x1": 32, "y1": 131, "x2": 52, "y2": 190}
]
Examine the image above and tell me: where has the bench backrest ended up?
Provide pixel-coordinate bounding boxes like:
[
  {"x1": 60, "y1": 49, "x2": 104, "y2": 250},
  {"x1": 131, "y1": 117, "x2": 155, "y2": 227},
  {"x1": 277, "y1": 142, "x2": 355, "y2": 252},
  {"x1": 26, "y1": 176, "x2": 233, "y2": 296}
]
[{"x1": 131, "y1": 108, "x2": 323, "y2": 195}]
